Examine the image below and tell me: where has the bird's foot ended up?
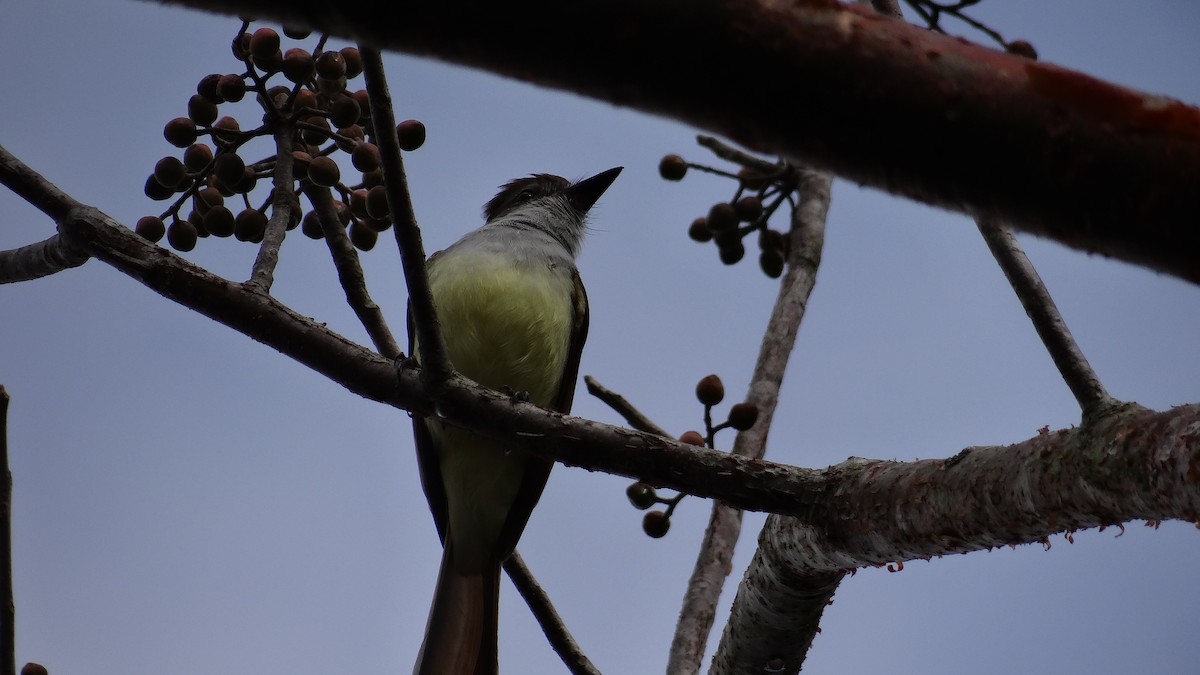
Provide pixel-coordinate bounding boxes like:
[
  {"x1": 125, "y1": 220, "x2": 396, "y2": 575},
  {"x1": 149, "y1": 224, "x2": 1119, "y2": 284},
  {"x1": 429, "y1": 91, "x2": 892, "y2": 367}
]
[{"x1": 498, "y1": 385, "x2": 531, "y2": 403}]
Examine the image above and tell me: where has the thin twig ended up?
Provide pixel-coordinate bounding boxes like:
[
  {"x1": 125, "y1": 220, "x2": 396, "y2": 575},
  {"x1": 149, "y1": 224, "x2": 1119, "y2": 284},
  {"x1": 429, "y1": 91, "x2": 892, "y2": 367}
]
[
  {"x1": 246, "y1": 124, "x2": 296, "y2": 292},
  {"x1": 503, "y1": 552, "x2": 600, "y2": 675},
  {"x1": 359, "y1": 46, "x2": 450, "y2": 383},
  {"x1": 669, "y1": 169, "x2": 831, "y2": 674},
  {"x1": 696, "y1": 135, "x2": 781, "y2": 175},
  {"x1": 584, "y1": 375, "x2": 669, "y2": 437},
  {"x1": 304, "y1": 185, "x2": 401, "y2": 358},
  {"x1": 976, "y1": 215, "x2": 1117, "y2": 419},
  {"x1": 1, "y1": 385, "x2": 13, "y2": 675}
]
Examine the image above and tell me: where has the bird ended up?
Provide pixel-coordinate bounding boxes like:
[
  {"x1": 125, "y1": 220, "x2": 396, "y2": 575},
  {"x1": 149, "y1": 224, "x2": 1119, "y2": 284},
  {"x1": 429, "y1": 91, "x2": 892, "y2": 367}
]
[{"x1": 410, "y1": 167, "x2": 622, "y2": 675}]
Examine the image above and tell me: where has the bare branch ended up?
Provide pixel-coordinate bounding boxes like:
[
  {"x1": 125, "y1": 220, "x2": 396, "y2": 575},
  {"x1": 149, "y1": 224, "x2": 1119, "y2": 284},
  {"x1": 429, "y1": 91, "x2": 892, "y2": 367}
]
[
  {"x1": 976, "y1": 215, "x2": 1117, "y2": 418},
  {"x1": 359, "y1": 47, "x2": 449, "y2": 383},
  {"x1": 584, "y1": 375, "x2": 669, "y2": 437},
  {"x1": 0, "y1": 234, "x2": 89, "y2": 283},
  {"x1": 503, "y1": 552, "x2": 600, "y2": 675},
  {"x1": 1, "y1": 386, "x2": 13, "y2": 675},
  {"x1": 246, "y1": 124, "x2": 297, "y2": 292},
  {"x1": 155, "y1": 0, "x2": 1200, "y2": 284},
  {"x1": 304, "y1": 185, "x2": 402, "y2": 358},
  {"x1": 671, "y1": 169, "x2": 831, "y2": 674}
]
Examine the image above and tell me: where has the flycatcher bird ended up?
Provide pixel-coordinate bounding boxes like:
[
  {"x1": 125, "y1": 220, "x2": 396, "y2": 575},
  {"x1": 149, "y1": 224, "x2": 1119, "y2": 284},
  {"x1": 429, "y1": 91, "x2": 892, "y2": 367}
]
[{"x1": 410, "y1": 167, "x2": 622, "y2": 675}]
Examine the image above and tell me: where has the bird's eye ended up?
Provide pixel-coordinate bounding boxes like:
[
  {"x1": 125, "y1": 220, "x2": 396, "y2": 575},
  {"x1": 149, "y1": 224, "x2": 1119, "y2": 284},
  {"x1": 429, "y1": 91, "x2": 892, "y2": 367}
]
[{"x1": 517, "y1": 189, "x2": 534, "y2": 202}]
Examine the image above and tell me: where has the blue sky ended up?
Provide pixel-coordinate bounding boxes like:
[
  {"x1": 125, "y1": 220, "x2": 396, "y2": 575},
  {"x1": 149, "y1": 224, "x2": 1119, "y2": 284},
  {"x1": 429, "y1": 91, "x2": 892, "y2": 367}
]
[{"x1": 2, "y1": 1, "x2": 1198, "y2": 673}]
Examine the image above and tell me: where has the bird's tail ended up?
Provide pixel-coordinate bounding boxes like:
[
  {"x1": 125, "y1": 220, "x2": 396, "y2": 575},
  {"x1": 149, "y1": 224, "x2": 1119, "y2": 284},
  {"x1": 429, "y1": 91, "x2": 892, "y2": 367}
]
[{"x1": 413, "y1": 539, "x2": 500, "y2": 675}]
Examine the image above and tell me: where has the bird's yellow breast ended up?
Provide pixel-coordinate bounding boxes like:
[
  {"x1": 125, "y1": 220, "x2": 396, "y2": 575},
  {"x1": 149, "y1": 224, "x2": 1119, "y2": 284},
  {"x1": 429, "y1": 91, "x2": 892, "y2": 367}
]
[{"x1": 424, "y1": 250, "x2": 575, "y2": 407}]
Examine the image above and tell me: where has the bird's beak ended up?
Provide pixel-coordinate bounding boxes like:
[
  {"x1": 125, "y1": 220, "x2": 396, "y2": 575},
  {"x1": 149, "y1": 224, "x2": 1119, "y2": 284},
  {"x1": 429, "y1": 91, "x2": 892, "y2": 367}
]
[{"x1": 566, "y1": 167, "x2": 623, "y2": 214}]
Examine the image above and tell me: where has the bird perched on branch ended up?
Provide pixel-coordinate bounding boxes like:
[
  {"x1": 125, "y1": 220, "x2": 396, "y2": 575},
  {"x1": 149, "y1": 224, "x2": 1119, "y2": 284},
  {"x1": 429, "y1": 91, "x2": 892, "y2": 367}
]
[{"x1": 410, "y1": 167, "x2": 622, "y2": 675}]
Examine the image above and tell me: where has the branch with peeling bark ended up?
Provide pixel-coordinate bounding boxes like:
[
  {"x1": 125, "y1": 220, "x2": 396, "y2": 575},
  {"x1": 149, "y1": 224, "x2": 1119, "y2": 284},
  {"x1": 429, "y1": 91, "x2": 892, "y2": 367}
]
[{"x1": 155, "y1": 0, "x2": 1200, "y2": 284}]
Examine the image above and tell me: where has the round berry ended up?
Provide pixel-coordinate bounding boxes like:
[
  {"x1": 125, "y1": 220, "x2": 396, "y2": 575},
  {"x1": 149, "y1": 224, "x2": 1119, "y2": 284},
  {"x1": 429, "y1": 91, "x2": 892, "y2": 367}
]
[
  {"x1": 183, "y1": 143, "x2": 214, "y2": 172},
  {"x1": 307, "y1": 155, "x2": 341, "y2": 187},
  {"x1": 351, "y1": 142, "x2": 381, "y2": 172},
  {"x1": 301, "y1": 210, "x2": 325, "y2": 239},
  {"x1": 249, "y1": 27, "x2": 280, "y2": 61},
  {"x1": 734, "y1": 195, "x2": 763, "y2": 222},
  {"x1": 187, "y1": 94, "x2": 219, "y2": 126},
  {"x1": 718, "y1": 240, "x2": 746, "y2": 265},
  {"x1": 340, "y1": 47, "x2": 363, "y2": 78},
  {"x1": 282, "y1": 48, "x2": 315, "y2": 83},
  {"x1": 164, "y1": 117, "x2": 198, "y2": 148},
  {"x1": 216, "y1": 74, "x2": 247, "y2": 102},
  {"x1": 626, "y1": 482, "x2": 657, "y2": 510},
  {"x1": 687, "y1": 217, "x2": 713, "y2": 243},
  {"x1": 153, "y1": 156, "x2": 187, "y2": 189},
  {"x1": 728, "y1": 402, "x2": 760, "y2": 431},
  {"x1": 707, "y1": 202, "x2": 738, "y2": 232},
  {"x1": 235, "y1": 208, "x2": 268, "y2": 242},
  {"x1": 135, "y1": 216, "x2": 166, "y2": 242},
  {"x1": 203, "y1": 205, "x2": 236, "y2": 237},
  {"x1": 396, "y1": 119, "x2": 426, "y2": 151},
  {"x1": 642, "y1": 511, "x2": 671, "y2": 538},
  {"x1": 348, "y1": 220, "x2": 378, "y2": 250},
  {"x1": 365, "y1": 184, "x2": 390, "y2": 219},
  {"x1": 695, "y1": 374, "x2": 725, "y2": 406},
  {"x1": 658, "y1": 154, "x2": 687, "y2": 181},
  {"x1": 167, "y1": 219, "x2": 198, "y2": 251}
]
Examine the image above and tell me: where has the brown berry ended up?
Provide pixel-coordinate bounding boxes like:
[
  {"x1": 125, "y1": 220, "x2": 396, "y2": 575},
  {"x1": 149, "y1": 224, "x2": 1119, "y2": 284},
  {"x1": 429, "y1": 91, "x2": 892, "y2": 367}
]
[
  {"x1": 360, "y1": 168, "x2": 384, "y2": 189},
  {"x1": 167, "y1": 219, "x2": 198, "y2": 251},
  {"x1": 707, "y1": 202, "x2": 738, "y2": 232},
  {"x1": 183, "y1": 143, "x2": 214, "y2": 172},
  {"x1": 349, "y1": 189, "x2": 369, "y2": 218},
  {"x1": 728, "y1": 402, "x2": 760, "y2": 431},
  {"x1": 658, "y1": 154, "x2": 687, "y2": 181},
  {"x1": 679, "y1": 430, "x2": 705, "y2": 446},
  {"x1": 187, "y1": 94, "x2": 219, "y2": 126},
  {"x1": 642, "y1": 511, "x2": 670, "y2": 538},
  {"x1": 203, "y1": 205, "x2": 236, "y2": 237},
  {"x1": 256, "y1": 48, "x2": 284, "y2": 74},
  {"x1": 759, "y1": 250, "x2": 785, "y2": 279},
  {"x1": 719, "y1": 241, "x2": 746, "y2": 265},
  {"x1": 340, "y1": 47, "x2": 363, "y2": 78},
  {"x1": 249, "y1": 27, "x2": 280, "y2": 60},
  {"x1": 316, "y1": 50, "x2": 347, "y2": 79},
  {"x1": 216, "y1": 74, "x2": 247, "y2": 102},
  {"x1": 348, "y1": 220, "x2": 378, "y2": 250},
  {"x1": 144, "y1": 174, "x2": 174, "y2": 201},
  {"x1": 1006, "y1": 40, "x2": 1038, "y2": 61},
  {"x1": 695, "y1": 374, "x2": 725, "y2": 406},
  {"x1": 735, "y1": 195, "x2": 763, "y2": 222},
  {"x1": 293, "y1": 88, "x2": 318, "y2": 112},
  {"x1": 21, "y1": 663, "x2": 49, "y2": 675},
  {"x1": 282, "y1": 48, "x2": 315, "y2": 83},
  {"x1": 738, "y1": 167, "x2": 768, "y2": 190},
  {"x1": 235, "y1": 208, "x2": 268, "y2": 242},
  {"x1": 351, "y1": 142, "x2": 381, "y2": 172},
  {"x1": 301, "y1": 210, "x2": 325, "y2": 239},
  {"x1": 164, "y1": 117, "x2": 198, "y2": 148},
  {"x1": 365, "y1": 184, "x2": 390, "y2": 219},
  {"x1": 364, "y1": 217, "x2": 393, "y2": 233},
  {"x1": 396, "y1": 119, "x2": 426, "y2": 151},
  {"x1": 231, "y1": 32, "x2": 251, "y2": 61},
  {"x1": 213, "y1": 153, "x2": 246, "y2": 189},
  {"x1": 153, "y1": 156, "x2": 187, "y2": 189},
  {"x1": 302, "y1": 115, "x2": 331, "y2": 144},
  {"x1": 688, "y1": 217, "x2": 712, "y2": 243},
  {"x1": 307, "y1": 155, "x2": 341, "y2": 187},
  {"x1": 135, "y1": 216, "x2": 166, "y2": 242},
  {"x1": 196, "y1": 73, "x2": 223, "y2": 103},
  {"x1": 282, "y1": 25, "x2": 311, "y2": 40},
  {"x1": 291, "y1": 150, "x2": 312, "y2": 180},
  {"x1": 335, "y1": 124, "x2": 365, "y2": 152},
  {"x1": 330, "y1": 96, "x2": 362, "y2": 129},
  {"x1": 212, "y1": 116, "x2": 241, "y2": 146},
  {"x1": 626, "y1": 482, "x2": 657, "y2": 510}
]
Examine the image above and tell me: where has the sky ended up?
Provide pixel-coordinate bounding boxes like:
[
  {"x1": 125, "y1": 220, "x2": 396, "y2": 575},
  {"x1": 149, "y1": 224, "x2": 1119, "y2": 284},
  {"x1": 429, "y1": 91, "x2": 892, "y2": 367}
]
[{"x1": 2, "y1": 1, "x2": 1199, "y2": 674}]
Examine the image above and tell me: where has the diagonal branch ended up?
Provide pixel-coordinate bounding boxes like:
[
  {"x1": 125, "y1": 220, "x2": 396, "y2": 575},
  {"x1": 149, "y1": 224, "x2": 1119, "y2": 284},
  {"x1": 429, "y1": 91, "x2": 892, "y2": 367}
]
[
  {"x1": 155, "y1": 0, "x2": 1200, "y2": 284},
  {"x1": 669, "y1": 167, "x2": 831, "y2": 674},
  {"x1": 1, "y1": 386, "x2": 12, "y2": 675},
  {"x1": 304, "y1": 184, "x2": 401, "y2": 358},
  {"x1": 503, "y1": 552, "x2": 600, "y2": 675},
  {"x1": 359, "y1": 46, "x2": 449, "y2": 381},
  {"x1": 976, "y1": 215, "x2": 1117, "y2": 419}
]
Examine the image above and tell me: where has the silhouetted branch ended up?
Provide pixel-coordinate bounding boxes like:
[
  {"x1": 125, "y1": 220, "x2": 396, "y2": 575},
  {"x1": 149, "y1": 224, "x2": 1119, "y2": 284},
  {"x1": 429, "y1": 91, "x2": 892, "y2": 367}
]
[
  {"x1": 504, "y1": 552, "x2": 600, "y2": 675},
  {"x1": 1, "y1": 386, "x2": 13, "y2": 675},
  {"x1": 977, "y1": 216, "x2": 1117, "y2": 419},
  {"x1": 584, "y1": 375, "x2": 669, "y2": 437}
]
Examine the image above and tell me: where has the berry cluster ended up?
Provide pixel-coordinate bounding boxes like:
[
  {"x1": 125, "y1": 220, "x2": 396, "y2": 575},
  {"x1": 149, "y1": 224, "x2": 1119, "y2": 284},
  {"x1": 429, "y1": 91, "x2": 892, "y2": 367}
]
[
  {"x1": 136, "y1": 22, "x2": 426, "y2": 253},
  {"x1": 659, "y1": 153, "x2": 799, "y2": 279},
  {"x1": 627, "y1": 373, "x2": 760, "y2": 538}
]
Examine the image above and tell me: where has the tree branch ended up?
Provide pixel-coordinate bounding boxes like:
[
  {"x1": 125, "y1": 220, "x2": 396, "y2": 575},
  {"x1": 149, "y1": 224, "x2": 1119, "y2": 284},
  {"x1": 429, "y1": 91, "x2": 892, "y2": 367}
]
[
  {"x1": 359, "y1": 47, "x2": 449, "y2": 381},
  {"x1": 1, "y1": 386, "x2": 13, "y2": 675},
  {"x1": 976, "y1": 215, "x2": 1117, "y2": 419},
  {"x1": 712, "y1": 401, "x2": 1200, "y2": 673},
  {"x1": 246, "y1": 124, "x2": 296, "y2": 292},
  {"x1": 584, "y1": 375, "x2": 669, "y2": 437},
  {"x1": 669, "y1": 168, "x2": 831, "y2": 674},
  {"x1": 503, "y1": 552, "x2": 600, "y2": 675},
  {"x1": 304, "y1": 184, "x2": 401, "y2": 358},
  {"x1": 156, "y1": 0, "x2": 1200, "y2": 284}
]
